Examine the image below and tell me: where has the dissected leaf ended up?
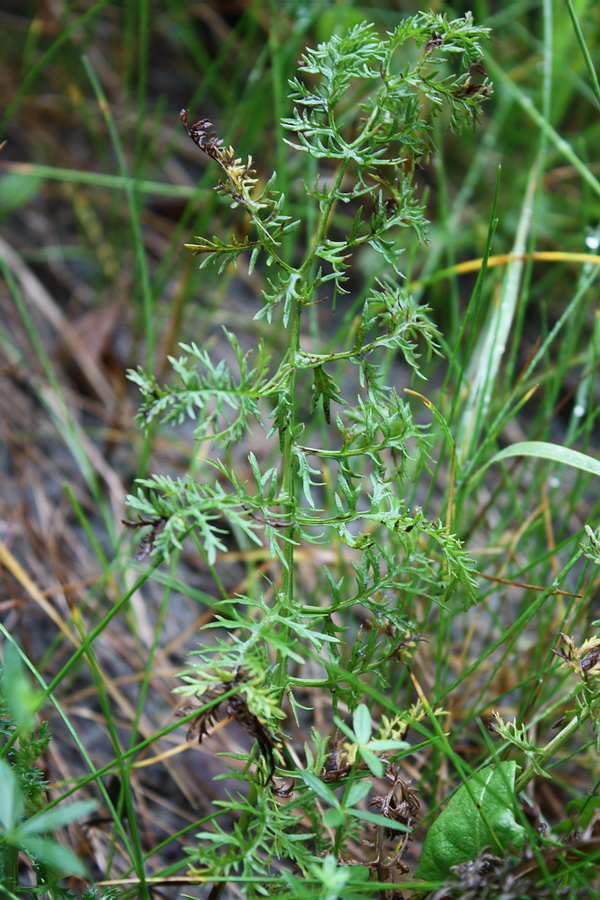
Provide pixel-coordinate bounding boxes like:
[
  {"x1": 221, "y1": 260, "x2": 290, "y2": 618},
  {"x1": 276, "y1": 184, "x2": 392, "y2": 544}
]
[{"x1": 310, "y1": 364, "x2": 345, "y2": 424}]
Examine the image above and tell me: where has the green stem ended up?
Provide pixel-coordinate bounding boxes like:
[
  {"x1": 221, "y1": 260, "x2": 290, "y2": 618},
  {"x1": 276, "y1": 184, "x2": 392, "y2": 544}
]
[
  {"x1": 303, "y1": 158, "x2": 350, "y2": 269},
  {"x1": 274, "y1": 152, "x2": 352, "y2": 684},
  {"x1": 274, "y1": 282, "x2": 301, "y2": 687},
  {"x1": 514, "y1": 708, "x2": 589, "y2": 794},
  {"x1": 565, "y1": 0, "x2": 600, "y2": 110},
  {"x1": 4, "y1": 843, "x2": 19, "y2": 897}
]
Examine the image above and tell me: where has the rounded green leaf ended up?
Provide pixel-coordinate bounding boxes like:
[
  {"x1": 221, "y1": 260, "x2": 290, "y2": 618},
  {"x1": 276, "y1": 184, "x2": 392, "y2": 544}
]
[
  {"x1": 324, "y1": 808, "x2": 345, "y2": 829},
  {"x1": 415, "y1": 762, "x2": 525, "y2": 882}
]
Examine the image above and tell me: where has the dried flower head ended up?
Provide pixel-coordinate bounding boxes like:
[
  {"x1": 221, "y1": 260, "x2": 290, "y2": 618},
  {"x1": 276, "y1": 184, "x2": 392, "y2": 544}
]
[
  {"x1": 553, "y1": 633, "x2": 600, "y2": 679},
  {"x1": 176, "y1": 669, "x2": 285, "y2": 785},
  {"x1": 180, "y1": 109, "x2": 259, "y2": 203}
]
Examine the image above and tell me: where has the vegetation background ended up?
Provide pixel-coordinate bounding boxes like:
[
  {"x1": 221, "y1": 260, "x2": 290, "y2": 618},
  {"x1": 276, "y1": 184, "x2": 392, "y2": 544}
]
[{"x1": 1, "y1": 0, "x2": 599, "y2": 898}]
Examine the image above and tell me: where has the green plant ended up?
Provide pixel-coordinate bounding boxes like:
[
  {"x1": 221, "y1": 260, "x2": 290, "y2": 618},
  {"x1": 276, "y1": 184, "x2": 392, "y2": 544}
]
[
  {"x1": 3, "y1": 1, "x2": 600, "y2": 898},
  {"x1": 0, "y1": 644, "x2": 96, "y2": 897},
  {"x1": 127, "y1": 12, "x2": 498, "y2": 897}
]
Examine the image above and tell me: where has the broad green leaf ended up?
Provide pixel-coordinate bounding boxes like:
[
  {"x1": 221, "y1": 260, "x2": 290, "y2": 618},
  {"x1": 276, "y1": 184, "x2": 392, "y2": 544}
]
[{"x1": 415, "y1": 762, "x2": 525, "y2": 881}]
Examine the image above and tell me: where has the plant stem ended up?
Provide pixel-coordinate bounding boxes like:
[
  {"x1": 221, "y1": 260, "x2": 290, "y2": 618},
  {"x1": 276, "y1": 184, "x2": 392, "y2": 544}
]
[
  {"x1": 274, "y1": 284, "x2": 301, "y2": 691},
  {"x1": 4, "y1": 843, "x2": 19, "y2": 897},
  {"x1": 514, "y1": 708, "x2": 589, "y2": 794},
  {"x1": 274, "y1": 152, "x2": 351, "y2": 687}
]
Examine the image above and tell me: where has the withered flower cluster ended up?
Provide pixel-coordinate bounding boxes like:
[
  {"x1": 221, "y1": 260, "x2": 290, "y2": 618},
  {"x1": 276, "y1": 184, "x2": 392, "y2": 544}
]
[
  {"x1": 180, "y1": 110, "x2": 259, "y2": 206},
  {"x1": 176, "y1": 670, "x2": 283, "y2": 785}
]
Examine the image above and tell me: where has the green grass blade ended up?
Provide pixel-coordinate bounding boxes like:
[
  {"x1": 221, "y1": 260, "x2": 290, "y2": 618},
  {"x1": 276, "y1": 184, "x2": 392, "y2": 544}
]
[{"x1": 486, "y1": 440, "x2": 600, "y2": 479}]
